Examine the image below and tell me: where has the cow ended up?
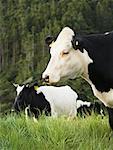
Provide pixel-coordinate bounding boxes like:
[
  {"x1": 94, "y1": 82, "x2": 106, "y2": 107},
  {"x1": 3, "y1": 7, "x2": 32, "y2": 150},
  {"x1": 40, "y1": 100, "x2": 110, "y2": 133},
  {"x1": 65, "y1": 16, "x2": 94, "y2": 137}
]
[
  {"x1": 42, "y1": 27, "x2": 113, "y2": 129},
  {"x1": 12, "y1": 83, "x2": 78, "y2": 119},
  {"x1": 77, "y1": 100, "x2": 106, "y2": 118},
  {"x1": 12, "y1": 83, "x2": 51, "y2": 120}
]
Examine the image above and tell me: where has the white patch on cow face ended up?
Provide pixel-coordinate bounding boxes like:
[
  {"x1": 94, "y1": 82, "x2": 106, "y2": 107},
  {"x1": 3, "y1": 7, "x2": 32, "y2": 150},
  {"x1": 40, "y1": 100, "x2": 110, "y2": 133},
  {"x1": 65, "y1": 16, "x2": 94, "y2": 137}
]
[
  {"x1": 16, "y1": 85, "x2": 25, "y2": 96},
  {"x1": 43, "y1": 27, "x2": 93, "y2": 83}
]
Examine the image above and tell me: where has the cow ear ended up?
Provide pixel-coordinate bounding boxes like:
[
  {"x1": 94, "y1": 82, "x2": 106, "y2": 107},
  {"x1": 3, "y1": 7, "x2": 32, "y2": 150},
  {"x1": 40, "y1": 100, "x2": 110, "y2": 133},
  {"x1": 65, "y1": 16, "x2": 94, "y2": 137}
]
[
  {"x1": 13, "y1": 83, "x2": 18, "y2": 87},
  {"x1": 34, "y1": 85, "x2": 39, "y2": 91},
  {"x1": 45, "y1": 36, "x2": 54, "y2": 47},
  {"x1": 72, "y1": 36, "x2": 84, "y2": 53}
]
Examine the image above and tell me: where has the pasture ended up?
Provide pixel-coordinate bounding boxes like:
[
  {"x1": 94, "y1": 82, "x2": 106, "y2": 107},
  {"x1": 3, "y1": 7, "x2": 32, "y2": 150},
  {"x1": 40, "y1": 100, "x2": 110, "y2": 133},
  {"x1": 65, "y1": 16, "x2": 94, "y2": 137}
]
[{"x1": 0, "y1": 114, "x2": 113, "y2": 150}]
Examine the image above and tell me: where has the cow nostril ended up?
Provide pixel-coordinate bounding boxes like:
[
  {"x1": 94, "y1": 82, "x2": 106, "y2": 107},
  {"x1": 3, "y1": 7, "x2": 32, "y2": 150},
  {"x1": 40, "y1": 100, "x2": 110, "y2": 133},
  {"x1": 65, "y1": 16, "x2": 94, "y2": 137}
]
[{"x1": 43, "y1": 75, "x2": 49, "y2": 82}]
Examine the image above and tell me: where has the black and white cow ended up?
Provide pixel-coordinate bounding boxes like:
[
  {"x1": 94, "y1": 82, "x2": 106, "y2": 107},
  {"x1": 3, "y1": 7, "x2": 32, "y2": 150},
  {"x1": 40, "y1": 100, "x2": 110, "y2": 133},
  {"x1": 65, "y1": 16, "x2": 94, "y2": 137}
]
[
  {"x1": 77, "y1": 100, "x2": 106, "y2": 118},
  {"x1": 42, "y1": 27, "x2": 113, "y2": 129},
  {"x1": 12, "y1": 83, "x2": 51, "y2": 119}
]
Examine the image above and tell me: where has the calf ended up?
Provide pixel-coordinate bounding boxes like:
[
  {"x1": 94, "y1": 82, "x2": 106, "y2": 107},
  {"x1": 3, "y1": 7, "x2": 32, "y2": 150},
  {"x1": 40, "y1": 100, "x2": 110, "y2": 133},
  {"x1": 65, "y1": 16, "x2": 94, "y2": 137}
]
[{"x1": 42, "y1": 27, "x2": 113, "y2": 129}]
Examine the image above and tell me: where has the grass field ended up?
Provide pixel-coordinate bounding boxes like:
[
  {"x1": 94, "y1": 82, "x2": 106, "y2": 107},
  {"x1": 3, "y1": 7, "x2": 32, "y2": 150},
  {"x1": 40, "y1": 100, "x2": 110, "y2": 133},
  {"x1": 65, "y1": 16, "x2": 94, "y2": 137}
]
[{"x1": 0, "y1": 114, "x2": 113, "y2": 150}]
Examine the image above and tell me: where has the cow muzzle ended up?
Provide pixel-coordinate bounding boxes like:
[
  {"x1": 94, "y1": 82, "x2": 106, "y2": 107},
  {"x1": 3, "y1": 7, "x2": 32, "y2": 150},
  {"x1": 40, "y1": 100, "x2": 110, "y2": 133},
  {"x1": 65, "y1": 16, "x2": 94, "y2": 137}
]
[
  {"x1": 42, "y1": 75, "x2": 49, "y2": 83},
  {"x1": 42, "y1": 74, "x2": 61, "y2": 84}
]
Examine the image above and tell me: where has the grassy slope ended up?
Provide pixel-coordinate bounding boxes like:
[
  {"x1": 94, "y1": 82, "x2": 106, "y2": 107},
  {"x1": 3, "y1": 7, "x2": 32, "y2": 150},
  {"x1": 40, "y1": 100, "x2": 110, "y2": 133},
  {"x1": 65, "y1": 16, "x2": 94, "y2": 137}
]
[{"x1": 0, "y1": 115, "x2": 113, "y2": 150}]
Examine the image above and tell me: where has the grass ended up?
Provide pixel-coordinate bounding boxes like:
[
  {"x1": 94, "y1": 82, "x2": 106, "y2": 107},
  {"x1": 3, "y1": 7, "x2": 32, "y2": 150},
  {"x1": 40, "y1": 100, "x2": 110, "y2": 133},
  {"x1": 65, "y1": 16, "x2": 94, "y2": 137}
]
[{"x1": 0, "y1": 114, "x2": 113, "y2": 150}]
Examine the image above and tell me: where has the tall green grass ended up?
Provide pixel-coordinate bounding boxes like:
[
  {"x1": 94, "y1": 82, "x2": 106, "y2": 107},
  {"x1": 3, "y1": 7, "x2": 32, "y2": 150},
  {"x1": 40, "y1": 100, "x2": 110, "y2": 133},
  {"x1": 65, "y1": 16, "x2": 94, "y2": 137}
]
[{"x1": 0, "y1": 115, "x2": 113, "y2": 150}]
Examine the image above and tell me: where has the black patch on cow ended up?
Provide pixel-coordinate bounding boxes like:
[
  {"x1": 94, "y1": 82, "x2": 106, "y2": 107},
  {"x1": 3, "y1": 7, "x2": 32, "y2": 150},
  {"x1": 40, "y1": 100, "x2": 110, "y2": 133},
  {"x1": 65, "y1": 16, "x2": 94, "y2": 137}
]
[
  {"x1": 45, "y1": 32, "x2": 60, "y2": 47},
  {"x1": 72, "y1": 35, "x2": 84, "y2": 52},
  {"x1": 88, "y1": 63, "x2": 113, "y2": 92},
  {"x1": 73, "y1": 31, "x2": 113, "y2": 92},
  {"x1": 107, "y1": 107, "x2": 113, "y2": 130},
  {"x1": 13, "y1": 85, "x2": 51, "y2": 118}
]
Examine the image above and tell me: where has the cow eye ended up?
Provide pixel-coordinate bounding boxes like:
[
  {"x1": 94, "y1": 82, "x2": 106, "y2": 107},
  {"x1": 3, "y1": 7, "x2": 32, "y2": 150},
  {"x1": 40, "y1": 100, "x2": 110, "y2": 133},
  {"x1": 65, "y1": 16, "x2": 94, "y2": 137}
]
[{"x1": 62, "y1": 51, "x2": 69, "y2": 55}]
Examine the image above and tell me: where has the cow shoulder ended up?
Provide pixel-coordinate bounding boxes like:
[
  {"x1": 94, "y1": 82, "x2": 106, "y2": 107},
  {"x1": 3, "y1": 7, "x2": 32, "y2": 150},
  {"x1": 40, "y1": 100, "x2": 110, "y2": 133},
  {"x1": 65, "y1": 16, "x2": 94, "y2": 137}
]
[{"x1": 80, "y1": 33, "x2": 113, "y2": 92}]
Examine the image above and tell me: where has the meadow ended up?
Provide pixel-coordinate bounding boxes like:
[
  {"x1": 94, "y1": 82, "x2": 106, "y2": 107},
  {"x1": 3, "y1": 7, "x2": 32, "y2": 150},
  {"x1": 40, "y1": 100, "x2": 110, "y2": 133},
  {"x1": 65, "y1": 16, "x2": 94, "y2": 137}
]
[{"x1": 0, "y1": 114, "x2": 113, "y2": 150}]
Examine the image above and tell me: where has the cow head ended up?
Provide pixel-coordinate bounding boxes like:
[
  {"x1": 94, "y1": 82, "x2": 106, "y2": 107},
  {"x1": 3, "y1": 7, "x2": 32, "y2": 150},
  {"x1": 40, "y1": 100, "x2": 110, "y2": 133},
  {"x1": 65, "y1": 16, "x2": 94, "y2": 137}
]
[
  {"x1": 42, "y1": 27, "x2": 92, "y2": 84},
  {"x1": 12, "y1": 84, "x2": 29, "y2": 112}
]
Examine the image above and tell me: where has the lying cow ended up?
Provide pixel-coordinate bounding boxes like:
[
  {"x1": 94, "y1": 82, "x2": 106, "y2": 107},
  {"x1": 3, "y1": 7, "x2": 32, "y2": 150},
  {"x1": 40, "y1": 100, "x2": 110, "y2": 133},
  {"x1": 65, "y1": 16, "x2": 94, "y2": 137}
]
[
  {"x1": 77, "y1": 100, "x2": 105, "y2": 118},
  {"x1": 42, "y1": 27, "x2": 113, "y2": 129},
  {"x1": 12, "y1": 84, "x2": 78, "y2": 118}
]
